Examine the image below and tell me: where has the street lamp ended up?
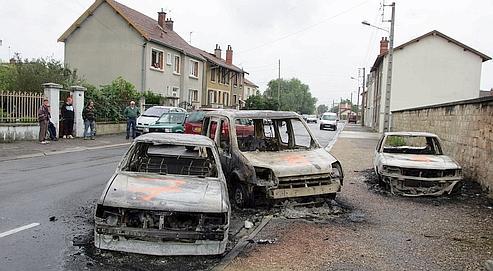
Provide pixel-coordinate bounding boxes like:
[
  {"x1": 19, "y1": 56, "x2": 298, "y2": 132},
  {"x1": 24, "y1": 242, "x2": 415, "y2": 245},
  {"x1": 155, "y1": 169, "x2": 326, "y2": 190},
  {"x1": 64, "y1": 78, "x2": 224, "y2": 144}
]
[{"x1": 361, "y1": 21, "x2": 389, "y2": 33}]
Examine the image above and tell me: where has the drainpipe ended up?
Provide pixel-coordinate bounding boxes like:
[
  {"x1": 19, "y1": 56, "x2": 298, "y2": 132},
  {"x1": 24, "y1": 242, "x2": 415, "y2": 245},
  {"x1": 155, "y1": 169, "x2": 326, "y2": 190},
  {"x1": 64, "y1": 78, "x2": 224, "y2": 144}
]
[{"x1": 140, "y1": 42, "x2": 147, "y2": 110}]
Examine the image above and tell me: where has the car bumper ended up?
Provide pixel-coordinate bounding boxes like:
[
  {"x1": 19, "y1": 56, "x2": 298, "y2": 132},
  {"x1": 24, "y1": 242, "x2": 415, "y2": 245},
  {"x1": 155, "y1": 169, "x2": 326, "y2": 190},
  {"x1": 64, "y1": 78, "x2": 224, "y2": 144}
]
[
  {"x1": 266, "y1": 180, "x2": 341, "y2": 199},
  {"x1": 94, "y1": 226, "x2": 228, "y2": 256},
  {"x1": 381, "y1": 174, "x2": 462, "y2": 196},
  {"x1": 321, "y1": 124, "x2": 336, "y2": 129}
]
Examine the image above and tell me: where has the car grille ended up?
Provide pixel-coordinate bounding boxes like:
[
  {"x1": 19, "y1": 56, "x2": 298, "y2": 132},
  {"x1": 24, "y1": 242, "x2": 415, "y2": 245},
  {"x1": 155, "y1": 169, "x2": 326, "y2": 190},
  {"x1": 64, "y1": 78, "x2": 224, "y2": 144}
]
[
  {"x1": 401, "y1": 168, "x2": 457, "y2": 178},
  {"x1": 277, "y1": 173, "x2": 333, "y2": 189}
]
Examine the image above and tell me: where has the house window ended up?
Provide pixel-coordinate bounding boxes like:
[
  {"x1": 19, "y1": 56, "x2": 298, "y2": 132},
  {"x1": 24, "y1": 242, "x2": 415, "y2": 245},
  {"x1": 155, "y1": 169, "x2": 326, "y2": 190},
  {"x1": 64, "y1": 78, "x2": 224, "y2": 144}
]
[
  {"x1": 151, "y1": 48, "x2": 164, "y2": 70},
  {"x1": 172, "y1": 87, "x2": 179, "y2": 97},
  {"x1": 233, "y1": 95, "x2": 237, "y2": 104},
  {"x1": 233, "y1": 74, "x2": 238, "y2": 86},
  {"x1": 211, "y1": 68, "x2": 216, "y2": 82},
  {"x1": 190, "y1": 60, "x2": 199, "y2": 78},
  {"x1": 189, "y1": 89, "x2": 198, "y2": 103},
  {"x1": 218, "y1": 68, "x2": 223, "y2": 84},
  {"x1": 225, "y1": 71, "x2": 230, "y2": 85},
  {"x1": 174, "y1": 55, "x2": 181, "y2": 74},
  {"x1": 166, "y1": 53, "x2": 172, "y2": 65},
  {"x1": 223, "y1": 92, "x2": 229, "y2": 106}
]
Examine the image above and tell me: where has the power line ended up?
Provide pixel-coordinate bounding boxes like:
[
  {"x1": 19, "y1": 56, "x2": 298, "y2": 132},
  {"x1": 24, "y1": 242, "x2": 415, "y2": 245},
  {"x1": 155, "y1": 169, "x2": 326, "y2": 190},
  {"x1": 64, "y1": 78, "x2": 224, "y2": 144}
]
[{"x1": 238, "y1": 0, "x2": 371, "y2": 54}]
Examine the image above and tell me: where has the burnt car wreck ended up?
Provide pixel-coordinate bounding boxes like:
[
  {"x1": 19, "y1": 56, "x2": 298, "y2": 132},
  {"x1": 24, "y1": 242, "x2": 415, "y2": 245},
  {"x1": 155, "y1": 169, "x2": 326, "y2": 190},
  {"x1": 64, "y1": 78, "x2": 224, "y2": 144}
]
[
  {"x1": 203, "y1": 110, "x2": 344, "y2": 207},
  {"x1": 94, "y1": 133, "x2": 230, "y2": 255},
  {"x1": 373, "y1": 132, "x2": 463, "y2": 196}
]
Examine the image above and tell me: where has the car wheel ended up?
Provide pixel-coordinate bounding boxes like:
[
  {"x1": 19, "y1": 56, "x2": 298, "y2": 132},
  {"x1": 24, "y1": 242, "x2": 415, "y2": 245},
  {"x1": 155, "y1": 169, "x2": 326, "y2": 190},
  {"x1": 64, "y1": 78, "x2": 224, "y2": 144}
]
[{"x1": 233, "y1": 183, "x2": 253, "y2": 208}]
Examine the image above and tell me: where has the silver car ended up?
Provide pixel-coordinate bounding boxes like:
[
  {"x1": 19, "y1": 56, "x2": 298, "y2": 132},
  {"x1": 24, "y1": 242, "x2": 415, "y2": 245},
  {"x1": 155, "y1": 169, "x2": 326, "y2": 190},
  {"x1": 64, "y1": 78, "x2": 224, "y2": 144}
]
[
  {"x1": 94, "y1": 133, "x2": 230, "y2": 255},
  {"x1": 373, "y1": 132, "x2": 462, "y2": 196}
]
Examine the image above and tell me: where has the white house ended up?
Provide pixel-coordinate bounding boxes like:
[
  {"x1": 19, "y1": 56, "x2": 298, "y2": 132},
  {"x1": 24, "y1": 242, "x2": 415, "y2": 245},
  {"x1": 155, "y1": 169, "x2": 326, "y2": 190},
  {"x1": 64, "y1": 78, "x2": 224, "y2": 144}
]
[{"x1": 364, "y1": 30, "x2": 491, "y2": 132}]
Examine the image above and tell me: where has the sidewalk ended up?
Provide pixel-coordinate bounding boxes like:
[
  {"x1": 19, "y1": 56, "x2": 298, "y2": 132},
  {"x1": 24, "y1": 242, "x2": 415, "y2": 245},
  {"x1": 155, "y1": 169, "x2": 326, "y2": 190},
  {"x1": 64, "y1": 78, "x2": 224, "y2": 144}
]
[
  {"x1": 0, "y1": 133, "x2": 130, "y2": 162},
  {"x1": 225, "y1": 125, "x2": 493, "y2": 271}
]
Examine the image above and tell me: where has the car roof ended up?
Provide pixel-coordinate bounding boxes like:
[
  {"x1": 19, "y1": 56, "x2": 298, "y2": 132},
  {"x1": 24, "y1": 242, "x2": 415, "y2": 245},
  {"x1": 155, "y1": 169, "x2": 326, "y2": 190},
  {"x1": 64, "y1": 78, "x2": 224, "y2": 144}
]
[
  {"x1": 384, "y1": 131, "x2": 438, "y2": 137},
  {"x1": 322, "y1": 112, "x2": 337, "y2": 115},
  {"x1": 135, "y1": 133, "x2": 215, "y2": 147},
  {"x1": 205, "y1": 110, "x2": 300, "y2": 119}
]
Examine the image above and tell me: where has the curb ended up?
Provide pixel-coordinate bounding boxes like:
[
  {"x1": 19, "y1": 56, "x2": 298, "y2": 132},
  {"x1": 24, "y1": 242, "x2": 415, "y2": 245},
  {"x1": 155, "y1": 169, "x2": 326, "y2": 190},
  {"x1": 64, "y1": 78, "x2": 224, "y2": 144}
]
[
  {"x1": 325, "y1": 122, "x2": 346, "y2": 152},
  {"x1": 0, "y1": 142, "x2": 131, "y2": 162}
]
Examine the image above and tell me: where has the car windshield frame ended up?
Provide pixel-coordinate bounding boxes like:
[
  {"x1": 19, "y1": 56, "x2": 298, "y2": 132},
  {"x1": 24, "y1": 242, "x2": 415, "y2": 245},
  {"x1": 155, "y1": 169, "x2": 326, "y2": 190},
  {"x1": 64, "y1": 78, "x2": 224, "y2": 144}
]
[
  {"x1": 142, "y1": 107, "x2": 170, "y2": 117},
  {"x1": 382, "y1": 135, "x2": 443, "y2": 155},
  {"x1": 157, "y1": 112, "x2": 186, "y2": 124}
]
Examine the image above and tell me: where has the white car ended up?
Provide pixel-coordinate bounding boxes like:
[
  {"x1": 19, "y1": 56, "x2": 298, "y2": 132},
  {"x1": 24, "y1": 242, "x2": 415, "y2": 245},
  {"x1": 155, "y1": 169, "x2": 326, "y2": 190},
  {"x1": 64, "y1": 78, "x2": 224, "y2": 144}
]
[
  {"x1": 319, "y1": 112, "x2": 338, "y2": 130},
  {"x1": 373, "y1": 132, "x2": 463, "y2": 196},
  {"x1": 306, "y1": 115, "x2": 318, "y2": 123},
  {"x1": 136, "y1": 106, "x2": 186, "y2": 135}
]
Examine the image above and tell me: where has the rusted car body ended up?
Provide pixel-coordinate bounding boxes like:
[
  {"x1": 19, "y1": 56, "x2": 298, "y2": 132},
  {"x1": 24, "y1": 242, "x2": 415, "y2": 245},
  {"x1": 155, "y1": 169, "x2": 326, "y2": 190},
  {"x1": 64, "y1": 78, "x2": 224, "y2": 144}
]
[
  {"x1": 203, "y1": 110, "x2": 343, "y2": 207},
  {"x1": 94, "y1": 133, "x2": 230, "y2": 255},
  {"x1": 373, "y1": 132, "x2": 463, "y2": 196}
]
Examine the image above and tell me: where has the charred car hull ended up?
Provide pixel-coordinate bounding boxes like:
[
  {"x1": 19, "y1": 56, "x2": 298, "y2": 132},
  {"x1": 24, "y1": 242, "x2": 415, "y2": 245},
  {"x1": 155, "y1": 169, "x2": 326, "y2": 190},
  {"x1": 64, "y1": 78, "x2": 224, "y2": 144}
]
[{"x1": 381, "y1": 173, "x2": 461, "y2": 196}]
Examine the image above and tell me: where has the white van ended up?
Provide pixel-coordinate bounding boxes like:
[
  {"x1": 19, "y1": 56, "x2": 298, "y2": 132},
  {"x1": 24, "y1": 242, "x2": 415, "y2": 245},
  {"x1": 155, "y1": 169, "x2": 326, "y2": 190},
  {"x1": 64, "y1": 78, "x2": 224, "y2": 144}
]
[{"x1": 319, "y1": 112, "x2": 338, "y2": 131}]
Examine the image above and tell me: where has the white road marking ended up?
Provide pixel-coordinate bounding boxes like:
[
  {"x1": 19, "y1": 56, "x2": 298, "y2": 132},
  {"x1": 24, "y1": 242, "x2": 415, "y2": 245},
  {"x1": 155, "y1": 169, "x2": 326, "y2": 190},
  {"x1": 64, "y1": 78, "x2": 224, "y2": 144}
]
[{"x1": 0, "y1": 223, "x2": 40, "y2": 238}]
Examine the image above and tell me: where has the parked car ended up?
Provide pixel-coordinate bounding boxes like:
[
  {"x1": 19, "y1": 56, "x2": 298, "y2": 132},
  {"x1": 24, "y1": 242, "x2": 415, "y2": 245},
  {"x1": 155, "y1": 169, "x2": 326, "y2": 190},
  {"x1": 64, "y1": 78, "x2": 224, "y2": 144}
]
[
  {"x1": 373, "y1": 132, "x2": 463, "y2": 196},
  {"x1": 94, "y1": 133, "x2": 230, "y2": 255},
  {"x1": 136, "y1": 106, "x2": 186, "y2": 135},
  {"x1": 145, "y1": 112, "x2": 187, "y2": 134},
  {"x1": 306, "y1": 115, "x2": 318, "y2": 123},
  {"x1": 319, "y1": 112, "x2": 338, "y2": 131},
  {"x1": 348, "y1": 114, "x2": 357, "y2": 124},
  {"x1": 184, "y1": 108, "x2": 221, "y2": 135},
  {"x1": 203, "y1": 110, "x2": 344, "y2": 207}
]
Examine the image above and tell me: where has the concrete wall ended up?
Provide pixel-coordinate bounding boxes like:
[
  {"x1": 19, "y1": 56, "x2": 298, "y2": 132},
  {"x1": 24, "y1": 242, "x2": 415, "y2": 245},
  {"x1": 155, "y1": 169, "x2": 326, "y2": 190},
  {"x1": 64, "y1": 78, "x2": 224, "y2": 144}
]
[
  {"x1": 0, "y1": 124, "x2": 39, "y2": 142},
  {"x1": 96, "y1": 122, "x2": 126, "y2": 135},
  {"x1": 392, "y1": 97, "x2": 493, "y2": 194},
  {"x1": 64, "y1": 2, "x2": 143, "y2": 89}
]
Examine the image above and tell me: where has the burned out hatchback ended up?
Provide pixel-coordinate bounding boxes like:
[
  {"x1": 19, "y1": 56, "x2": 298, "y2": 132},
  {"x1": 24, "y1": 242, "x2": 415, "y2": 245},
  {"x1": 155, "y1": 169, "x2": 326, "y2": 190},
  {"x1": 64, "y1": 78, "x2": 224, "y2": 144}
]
[
  {"x1": 94, "y1": 133, "x2": 230, "y2": 256},
  {"x1": 203, "y1": 110, "x2": 343, "y2": 207},
  {"x1": 373, "y1": 132, "x2": 463, "y2": 196}
]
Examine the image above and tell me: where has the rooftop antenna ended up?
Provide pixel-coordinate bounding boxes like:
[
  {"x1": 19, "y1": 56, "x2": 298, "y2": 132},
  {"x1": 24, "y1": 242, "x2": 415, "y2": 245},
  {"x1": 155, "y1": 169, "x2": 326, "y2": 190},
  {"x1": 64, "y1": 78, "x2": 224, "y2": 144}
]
[{"x1": 189, "y1": 31, "x2": 193, "y2": 44}]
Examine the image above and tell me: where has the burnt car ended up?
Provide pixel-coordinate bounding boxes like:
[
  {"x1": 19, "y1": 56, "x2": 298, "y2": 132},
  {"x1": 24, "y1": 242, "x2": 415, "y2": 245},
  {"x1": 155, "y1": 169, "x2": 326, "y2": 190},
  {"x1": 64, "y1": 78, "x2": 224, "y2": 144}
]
[
  {"x1": 373, "y1": 132, "x2": 463, "y2": 196},
  {"x1": 203, "y1": 110, "x2": 343, "y2": 207},
  {"x1": 94, "y1": 133, "x2": 230, "y2": 255}
]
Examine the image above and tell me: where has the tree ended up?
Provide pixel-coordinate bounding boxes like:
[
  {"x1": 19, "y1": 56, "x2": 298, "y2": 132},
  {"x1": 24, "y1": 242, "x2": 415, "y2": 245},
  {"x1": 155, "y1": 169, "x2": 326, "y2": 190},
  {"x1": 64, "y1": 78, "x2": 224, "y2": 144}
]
[
  {"x1": 262, "y1": 78, "x2": 317, "y2": 114},
  {"x1": 317, "y1": 104, "x2": 328, "y2": 115}
]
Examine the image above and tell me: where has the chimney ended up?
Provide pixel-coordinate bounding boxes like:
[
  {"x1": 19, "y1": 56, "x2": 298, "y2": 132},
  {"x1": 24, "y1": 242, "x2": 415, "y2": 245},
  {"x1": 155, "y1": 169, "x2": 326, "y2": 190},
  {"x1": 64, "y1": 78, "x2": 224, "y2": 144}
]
[
  {"x1": 165, "y1": 18, "x2": 174, "y2": 31},
  {"x1": 214, "y1": 44, "x2": 221, "y2": 59},
  {"x1": 380, "y1": 37, "x2": 389, "y2": 55},
  {"x1": 158, "y1": 9, "x2": 166, "y2": 28},
  {"x1": 226, "y1": 45, "x2": 233, "y2": 65}
]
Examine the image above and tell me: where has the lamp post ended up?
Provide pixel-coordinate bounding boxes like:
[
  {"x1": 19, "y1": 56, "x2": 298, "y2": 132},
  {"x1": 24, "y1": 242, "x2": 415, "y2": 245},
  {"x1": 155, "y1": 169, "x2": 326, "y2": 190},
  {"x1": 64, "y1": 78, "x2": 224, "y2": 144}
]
[{"x1": 361, "y1": 2, "x2": 395, "y2": 132}]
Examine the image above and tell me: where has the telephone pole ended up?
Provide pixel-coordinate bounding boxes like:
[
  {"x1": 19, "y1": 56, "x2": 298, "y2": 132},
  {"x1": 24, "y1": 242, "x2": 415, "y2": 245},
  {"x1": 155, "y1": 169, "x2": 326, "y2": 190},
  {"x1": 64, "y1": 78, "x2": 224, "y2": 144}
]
[
  {"x1": 278, "y1": 59, "x2": 281, "y2": 111},
  {"x1": 382, "y1": 2, "x2": 395, "y2": 132},
  {"x1": 361, "y1": 67, "x2": 366, "y2": 126}
]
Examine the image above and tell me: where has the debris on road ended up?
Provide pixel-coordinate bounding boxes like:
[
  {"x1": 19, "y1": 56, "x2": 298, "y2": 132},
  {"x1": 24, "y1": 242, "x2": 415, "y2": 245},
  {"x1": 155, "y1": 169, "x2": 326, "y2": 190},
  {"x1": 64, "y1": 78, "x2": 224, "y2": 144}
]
[{"x1": 244, "y1": 220, "x2": 254, "y2": 229}]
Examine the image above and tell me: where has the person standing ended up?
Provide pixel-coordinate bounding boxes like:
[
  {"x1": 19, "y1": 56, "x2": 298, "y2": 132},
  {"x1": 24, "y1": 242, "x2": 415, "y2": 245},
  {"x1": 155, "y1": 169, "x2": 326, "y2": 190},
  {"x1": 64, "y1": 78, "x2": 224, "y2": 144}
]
[
  {"x1": 37, "y1": 98, "x2": 51, "y2": 144},
  {"x1": 82, "y1": 100, "x2": 96, "y2": 140},
  {"x1": 61, "y1": 96, "x2": 75, "y2": 139},
  {"x1": 123, "y1": 100, "x2": 140, "y2": 139}
]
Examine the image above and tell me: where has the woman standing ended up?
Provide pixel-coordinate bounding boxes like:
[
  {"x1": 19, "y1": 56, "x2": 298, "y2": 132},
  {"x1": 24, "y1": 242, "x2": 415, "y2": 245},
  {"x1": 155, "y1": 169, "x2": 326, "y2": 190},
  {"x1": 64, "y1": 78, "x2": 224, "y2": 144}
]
[
  {"x1": 82, "y1": 100, "x2": 96, "y2": 140},
  {"x1": 61, "y1": 96, "x2": 75, "y2": 138}
]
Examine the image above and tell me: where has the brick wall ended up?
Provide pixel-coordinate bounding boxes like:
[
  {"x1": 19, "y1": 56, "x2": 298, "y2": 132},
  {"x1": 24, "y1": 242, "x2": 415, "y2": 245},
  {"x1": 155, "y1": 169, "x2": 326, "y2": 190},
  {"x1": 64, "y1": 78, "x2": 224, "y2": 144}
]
[{"x1": 392, "y1": 97, "x2": 493, "y2": 194}]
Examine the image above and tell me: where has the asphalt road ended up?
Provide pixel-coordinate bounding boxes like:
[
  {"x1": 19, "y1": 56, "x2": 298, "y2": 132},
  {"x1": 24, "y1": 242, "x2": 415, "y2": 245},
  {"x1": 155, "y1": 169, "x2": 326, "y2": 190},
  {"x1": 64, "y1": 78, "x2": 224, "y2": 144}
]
[{"x1": 0, "y1": 121, "x2": 339, "y2": 271}]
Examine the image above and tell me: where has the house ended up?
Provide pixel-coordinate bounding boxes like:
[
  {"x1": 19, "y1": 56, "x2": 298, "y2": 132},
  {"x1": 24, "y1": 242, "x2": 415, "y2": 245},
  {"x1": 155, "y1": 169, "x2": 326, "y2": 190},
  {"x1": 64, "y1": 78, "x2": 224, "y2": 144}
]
[
  {"x1": 58, "y1": 0, "x2": 205, "y2": 109},
  {"x1": 364, "y1": 30, "x2": 491, "y2": 132},
  {"x1": 480, "y1": 89, "x2": 493, "y2": 97},
  {"x1": 243, "y1": 78, "x2": 259, "y2": 100},
  {"x1": 201, "y1": 45, "x2": 246, "y2": 109}
]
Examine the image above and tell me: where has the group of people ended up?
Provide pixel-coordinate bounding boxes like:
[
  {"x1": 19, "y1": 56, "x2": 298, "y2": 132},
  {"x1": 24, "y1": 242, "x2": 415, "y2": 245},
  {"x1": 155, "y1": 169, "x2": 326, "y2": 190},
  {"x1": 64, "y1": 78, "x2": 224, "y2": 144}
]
[{"x1": 37, "y1": 98, "x2": 140, "y2": 144}]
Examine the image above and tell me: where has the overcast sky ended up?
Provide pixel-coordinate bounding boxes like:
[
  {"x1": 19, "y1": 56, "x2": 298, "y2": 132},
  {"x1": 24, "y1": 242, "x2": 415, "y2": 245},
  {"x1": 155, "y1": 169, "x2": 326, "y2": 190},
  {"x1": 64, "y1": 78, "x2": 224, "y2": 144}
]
[{"x1": 1, "y1": 0, "x2": 492, "y2": 106}]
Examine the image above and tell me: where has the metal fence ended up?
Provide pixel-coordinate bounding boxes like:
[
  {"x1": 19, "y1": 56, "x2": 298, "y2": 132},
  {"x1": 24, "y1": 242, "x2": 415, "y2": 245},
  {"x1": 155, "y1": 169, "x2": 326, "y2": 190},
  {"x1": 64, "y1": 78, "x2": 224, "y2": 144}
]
[{"x1": 0, "y1": 91, "x2": 44, "y2": 123}]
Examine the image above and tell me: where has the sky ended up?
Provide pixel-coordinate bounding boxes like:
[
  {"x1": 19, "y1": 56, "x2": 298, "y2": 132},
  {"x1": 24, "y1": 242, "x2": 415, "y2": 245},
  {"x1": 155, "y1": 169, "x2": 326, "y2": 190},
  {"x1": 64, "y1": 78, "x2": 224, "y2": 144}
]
[{"x1": 0, "y1": 0, "x2": 492, "y2": 106}]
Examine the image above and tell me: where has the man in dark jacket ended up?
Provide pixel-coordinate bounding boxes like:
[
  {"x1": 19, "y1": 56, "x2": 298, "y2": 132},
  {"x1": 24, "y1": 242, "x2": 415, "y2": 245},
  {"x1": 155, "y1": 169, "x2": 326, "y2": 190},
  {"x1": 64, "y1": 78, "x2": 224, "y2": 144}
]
[
  {"x1": 37, "y1": 98, "x2": 50, "y2": 144},
  {"x1": 123, "y1": 100, "x2": 140, "y2": 139},
  {"x1": 61, "y1": 96, "x2": 75, "y2": 138},
  {"x1": 82, "y1": 100, "x2": 96, "y2": 140}
]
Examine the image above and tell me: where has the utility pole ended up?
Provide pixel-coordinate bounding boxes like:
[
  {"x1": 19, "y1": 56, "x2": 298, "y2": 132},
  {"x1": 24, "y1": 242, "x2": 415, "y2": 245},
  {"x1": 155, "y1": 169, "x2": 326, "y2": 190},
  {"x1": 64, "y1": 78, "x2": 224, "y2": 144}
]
[
  {"x1": 278, "y1": 59, "x2": 281, "y2": 111},
  {"x1": 189, "y1": 32, "x2": 193, "y2": 44},
  {"x1": 350, "y1": 92, "x2": 353, "y2": 107},
  {"x1": 382, "y1": 2, "x2": 395, "y2": 132},
  {"x1": 356, "y1": 69, "x2": 361, "y2": 122},
  {"x1": 361, "y1": 67, "x2": 366, "y2": 126}
]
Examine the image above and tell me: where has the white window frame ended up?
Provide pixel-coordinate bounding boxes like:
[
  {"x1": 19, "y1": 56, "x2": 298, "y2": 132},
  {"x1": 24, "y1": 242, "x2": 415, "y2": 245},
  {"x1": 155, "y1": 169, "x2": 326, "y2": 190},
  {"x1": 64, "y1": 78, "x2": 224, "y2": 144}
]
[
  {"x1": 189, "y1": 59, "x2": 199, "y2": 78},
  {"x1": 166, "y1": 53, "x2": 172, "y2": 65},
  {"x1": 173, "y1": 55, "x2": 181, "y2": 75},
  {"x1": 150, "y1": 48, "x2": 164, "y2": 71},
  {"x1": 172, "y1": 87, "x2": 179, "y2": 97}
]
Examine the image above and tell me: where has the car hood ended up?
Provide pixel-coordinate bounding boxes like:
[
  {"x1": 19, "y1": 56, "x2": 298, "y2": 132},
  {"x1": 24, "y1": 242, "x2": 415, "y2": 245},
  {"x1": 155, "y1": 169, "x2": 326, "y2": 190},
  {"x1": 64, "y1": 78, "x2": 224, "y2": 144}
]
[
  {"x1": 102, "y1": 173, "x2": 227, "y2": 213},
  {"x1": 241, "y1": 148, "x2": 337, "y2": 178},
  {"x1": 137, "y1": 116, "x2": 159, "y2": 125},
  {"x1": 150, "y1": 123, "x2": 182, "y2": 128},
  {"x1": 381, "y1": 153, "x2": 460, "y2": 170}
]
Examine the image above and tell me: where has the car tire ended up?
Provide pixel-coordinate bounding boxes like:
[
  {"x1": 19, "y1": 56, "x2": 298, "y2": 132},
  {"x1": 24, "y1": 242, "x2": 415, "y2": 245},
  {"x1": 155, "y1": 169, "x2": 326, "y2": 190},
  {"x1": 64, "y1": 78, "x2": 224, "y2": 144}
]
[{"x1": 233, "y1": 183, "x2": 253, "y2": 208}]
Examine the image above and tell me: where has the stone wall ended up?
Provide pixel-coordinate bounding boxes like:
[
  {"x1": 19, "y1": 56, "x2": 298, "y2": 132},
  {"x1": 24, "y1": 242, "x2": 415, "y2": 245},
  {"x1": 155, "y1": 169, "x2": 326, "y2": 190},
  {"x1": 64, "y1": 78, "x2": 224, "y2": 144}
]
[
  {"x1": 392, "y1": 96, "x2": 493, "y2": 194},
  {"x1": 96, "y1": 122, "x2": 126, "y2": 135},
  {"x1": 0, "y1": 124, "x2": 39, "y2": 142}
]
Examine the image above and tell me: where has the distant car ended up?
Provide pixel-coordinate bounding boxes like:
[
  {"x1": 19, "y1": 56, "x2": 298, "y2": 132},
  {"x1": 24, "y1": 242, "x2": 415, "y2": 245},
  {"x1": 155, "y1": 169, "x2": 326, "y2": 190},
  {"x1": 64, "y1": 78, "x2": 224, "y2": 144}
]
[
  {"x1": 319, "y1": 112, "x2": 338, "y2": 131},
  {"x1": 348, "y1": 114, "x2": 357, "y2": 124},
  {"x1": 94, "y1": 133, "x2": 230, "y2": 255},
  {"x1": 136, "y1": 106, "x2": 186, "y2": 135},
  {"x1": 203, "y1": 110, "x2": 343, "y2": 207},
  {"x1": 373, "y1": 132, "x2": 463, "y2": 196},
  {"x1": 306, "y1": 115, "x2": 318, "y2": 123},
  {"x1": 145, "y1": 112, "x2": 187, "y2": 134},
  {"x1": 184, "y1": 108, "x2": 220, "y2": 135}
]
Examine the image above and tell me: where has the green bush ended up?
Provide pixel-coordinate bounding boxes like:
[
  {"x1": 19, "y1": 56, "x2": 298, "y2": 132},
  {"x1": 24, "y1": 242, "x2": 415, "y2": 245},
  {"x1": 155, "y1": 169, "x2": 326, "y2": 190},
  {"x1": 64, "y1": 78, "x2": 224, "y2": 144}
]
[{"x1": 143, "y1": 90, "x2": 163, "y2": 105}]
